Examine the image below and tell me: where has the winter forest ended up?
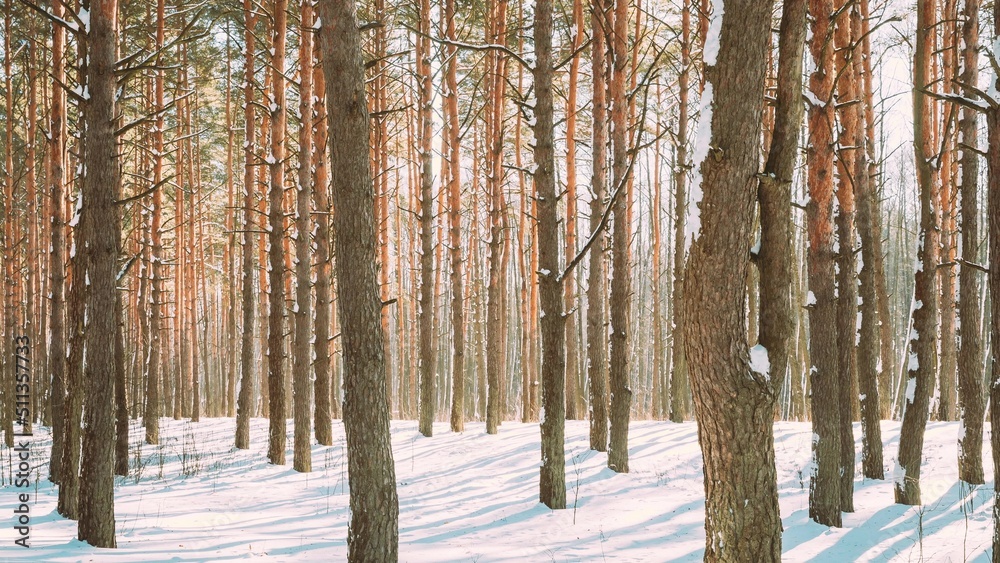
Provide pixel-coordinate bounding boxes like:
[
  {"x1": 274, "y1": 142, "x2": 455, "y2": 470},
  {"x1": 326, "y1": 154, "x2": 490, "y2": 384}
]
[{"x1": 0, "y1": 0, "x2": 999, "y2": 560}]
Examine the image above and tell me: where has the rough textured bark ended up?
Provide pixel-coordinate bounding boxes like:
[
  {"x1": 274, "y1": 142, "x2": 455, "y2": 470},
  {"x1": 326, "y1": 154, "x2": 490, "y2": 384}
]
[
  {"x1": 938, "y1": 0, "x2": 959, "y2": 422},
  {"x1": 564, "y1": 0, "x2": 583, "y2": 421},
  {"x1": 857, "y1": 0, "x2": 894, "y2": 422},
  {"x1": 682, "y1": 0, "x2": 782, "y2": 557},
  {"x1": 445, "y1": 0, "x2": 465, "y2": 434},
  {"x1": 292, "y1": 0, "x2": 314, "y2": 473},
  {"x1": 534, "y1": 0, "x2": 565, "y2": 510},
  {"x1": 758, "y1": 0, "x2": 805, "y2": 408},
  {"x1": 669, "y1": 0, "x2": 691, "y2": 424},
  {"x1": 833, "y1": 0, "x2": 858, "y2": 511},
  {"x1": 417, "y1": 0, "x2": 436, "y2": 437},
  {"x1": 266, "y1": 0, "x2": 288, "y2": 466},
  {"x1": 849, "y1": 3, "x2": 883, "y2": 481},
  {"x1": 988, "y1": 13, "x2": 1000, "y2": 548},
  {"x1": 587, "y1": 0, "x2": 609, "y2": 452},
  {"x1": 317, "y1": 1, "x2": 400, "y2": 557},
  {"x1": 1, "y1": 0, "x2": 14, "y2": 449},
  {"x1": 78, "y1": 0, "x2": 119, "y2": 547},
  {"x1": 47, "y1": 0, "x2": 68, "y2": 479},
  {"x1": 895, "y1": 0, "x2": 939, "y2": 507},
  {"x1": 484, "y1": 0, "x2": 508, "y2": 435},
  {"x1": 235, "y1": 0, "x2": 257, "y2": 451},
  {"x1": 607, "y1": 0, "x2": 632, "y2": 475},
  {"x1": 807, "y1": 0, "x2": 842, "y2": 527},
  {"x1": 957, "y1": 0, "x2": 984, "y2": 485},
  {"x1": 313, "y1": 50, "x2": 334, "y2": 446}
]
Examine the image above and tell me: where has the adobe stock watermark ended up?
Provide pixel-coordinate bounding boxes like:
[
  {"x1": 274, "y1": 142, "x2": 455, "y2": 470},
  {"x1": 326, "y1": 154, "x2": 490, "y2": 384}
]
[{"x1": 12, "y1": 334, "x2": 32, "y2": 548}]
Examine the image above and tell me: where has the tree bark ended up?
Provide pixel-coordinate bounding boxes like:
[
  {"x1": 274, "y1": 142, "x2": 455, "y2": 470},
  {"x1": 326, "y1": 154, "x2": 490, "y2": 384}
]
[
  {"x1": 587, "y1": 0, "x2": 610, "y2": 451},
  {"x1": 895, "y1": 0, "x2": 939, "y2": 507},
  {"x1": 267, "y1": 0, "x2": 289, "y2": 465},
  {"x1": 850, "y1": 2, "x2": 884, "y2": 481},
  {"x1": 807, "y1": 0, "x2": 842, "y2": 527},
  {"x1": 235, "y1": 0, "x2": 258, "y2": 451},
  {"x1": 833, "y1": 0, "x2": 858, "y2": 511},
  {"x1": 682, "y1": 0, "x2": 782, "y2": 557},
  {"x1": 564, "y1": 0, "x2": 584, "y2": 421},
  {"x1": 957, "y1": 0, "x2": 984, "y2": 485},
  {"x1": 317, "y1": 1, "x2": 400, "y2": 557},
  {"x1": 292, "y1": 0, "x2": 315, "y2": 473},
  {"x1": 533, "y1": 0, "x2": 566, "y2": 510},
  {"x1": 77, "y1": 0, "x2": 119, "y2": 547},
  {"x1": 485, "y1": 0, "x2": 509, "y2": 435},
  {"x1": 47, "y1": 0, "x2": 68, "y2": 479},
  {"x1": 313, "y1": 46, "x2": 334, "y2": 446},
  {"x1": 758, "y1": 0, "x2": 805, "y2": 411},
  {"x1": 444, "y1": 0, "x2": 465, "y2": 434},
  {"x1": 417, "y1": 0, "x2": 436, "y2": 437},
  {"x1": 607, "y1": 0, "x2": 633, "y2": 475}
]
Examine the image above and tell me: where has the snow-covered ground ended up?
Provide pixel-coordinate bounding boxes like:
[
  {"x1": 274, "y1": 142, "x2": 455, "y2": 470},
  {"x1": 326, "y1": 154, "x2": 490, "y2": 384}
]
[{"x1": 0, "y1": 417, "x2": 993, "y2": 561}]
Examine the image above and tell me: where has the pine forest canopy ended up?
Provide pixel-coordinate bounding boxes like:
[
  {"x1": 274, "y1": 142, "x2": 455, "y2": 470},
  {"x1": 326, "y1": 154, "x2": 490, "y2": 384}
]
[{"x1": 0, "y1": 0, "x2": 998, "y2": 560}]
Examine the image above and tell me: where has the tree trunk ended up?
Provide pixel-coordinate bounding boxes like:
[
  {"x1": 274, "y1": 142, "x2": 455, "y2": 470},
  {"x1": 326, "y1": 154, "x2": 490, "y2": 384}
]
[
  {"x1": 587, "y1": 0, "x2": 610, "y2": 451},
  {"x1": 445, "y1": 0, "x2": 465, "y2": 434},
  {"x1": 417, "y1": 0, "x2": 436, "y2": 437},
  {"x1": 317, "y1": 1, "x2": 400, "y2": 557},
  {"x1": 895, "y1": 0, "x2": 939, "y2": 507},
  {"x1": 534, "y1": 0, "x2": 566, "y2": 510},
  {"x1": 850, "y1": 1, "x2": 884, "y2": 481},
  {"x1": 669, "y1": 0, "x2": 690, "y2": 424},
  {"x1": 938, "y1": 0, "x2": 959, "y2": 422},
  {"x1": 758, "y1": 0, "x2": 805, "y2": 413},
  {"x1": 485, "y1": 0, "x2": 509, "y2": 435},
  {"x1": 682, "y1": 0, "x2": 782, "y2": 557},
  {"x1": 833, "y1": 0, "x2": 858, "y2": 511},
  {"x1": 235, "y1": 0, "x2": 258, "y2": 451},
  {"x1": 807, "y1": 0, "x2": 842, "y2": 527},
  {"x1": 292, "y1": 0, "x2": 315, "y2": 473},
  {"x1": 313, "y1": 46, "x2": 334, "y2": 446},
  {"x1": 77, "y1": 0, "x2": 119, "y2": 547},
  {"x1": 607, "y1": 0, "x2": 633, "y2": 474},
  {"x1": 47, "y1": 0, "x2": 68, "y2": 479},
  {"x1": 267, "y1": 0, "x2": 288, "y2": 465},
  {"x1": 987, "y1": 35, "x2": 1000, "y2": 557},
  {"x1": 957, "y1": 0, "x2": 984, "y2": 485},
  {"x1": 564, "y1": 0, "x2": 583, "y2": 421}
]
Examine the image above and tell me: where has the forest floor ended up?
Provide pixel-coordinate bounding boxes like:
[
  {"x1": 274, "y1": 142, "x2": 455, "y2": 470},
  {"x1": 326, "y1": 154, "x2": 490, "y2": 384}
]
[{"x1": 0, "y1": 417, "x2": 993, "y2": 561}]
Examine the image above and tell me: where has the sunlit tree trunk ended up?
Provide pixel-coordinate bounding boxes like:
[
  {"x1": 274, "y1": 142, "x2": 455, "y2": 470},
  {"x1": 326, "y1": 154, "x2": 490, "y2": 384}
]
[
  {"x1": 807, "y1": 0, "x2": 842, "y2": 527},
  {"x1": 682, "y1": 0, "x2": 782, "y2": 556},
  {"x1": 833, "y1": 0, "x2": 858, "y2": 511},
  {"x1": 78, "y1": 0, "x2": 119, "y2": 547},
  {"x1": 895, "y1": 0, "x2": 939, "y2": 507},
  {"x1": 235, "y1": 0, "x2": 258, "y2": 450},
  {"x1": 292, "y1": 0, "x2": 315, "y2": 472},
  {"x1": 587, "y1": 0, "x2": 610, "y2": 451},
  {"x1": 317, "y1": 1, "x2": 400, "y2": 557},
  {"x1": 48, "y1": 0, "x2": 69, "y2": 477},
  {"x1": 266, "y1": 0, "x2": 289, "y2": 465},
  {"x1": 957, "y1": 0, "x2": 984, "y2": 485},
  {"x1": 849, "y1": 1, "x2": 884, "y2": 480},
  {"x1": 669, "y1": 0, "x2": 691, "y2": 423}
]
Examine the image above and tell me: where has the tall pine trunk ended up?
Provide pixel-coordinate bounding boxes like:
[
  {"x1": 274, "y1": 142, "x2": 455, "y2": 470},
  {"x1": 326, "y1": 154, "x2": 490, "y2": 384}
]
[
  {"x1": 235, "y1": 0, "x2": 258, "y2": 451},
  {"x1": 266, "y1": 0, "x2": 289, "y2": 465},
  {"x1": 317, "y1": 0, "x2": 400, "y2": 557},
  {"x1": 957, "y1": 0, "x2": 984, "y2": 485},
  {"x1": 895, "y1": 0, "x2": 939, "y2": 507},
  {"x1": 607, "y1": 0, "x2": 633, "y2": 474},
  {"x1": 682, "y1": 0, "x2": 782, "y2": 557},
  {"x1": 587, "y1": 0, "x2": 610, "y2": 451},
  {"x1": 807, "y1": 0, "x2": 842, "y2": 527},
  {"x1": 78, "y1": 0, "x2": 119, "y2": 547}
]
